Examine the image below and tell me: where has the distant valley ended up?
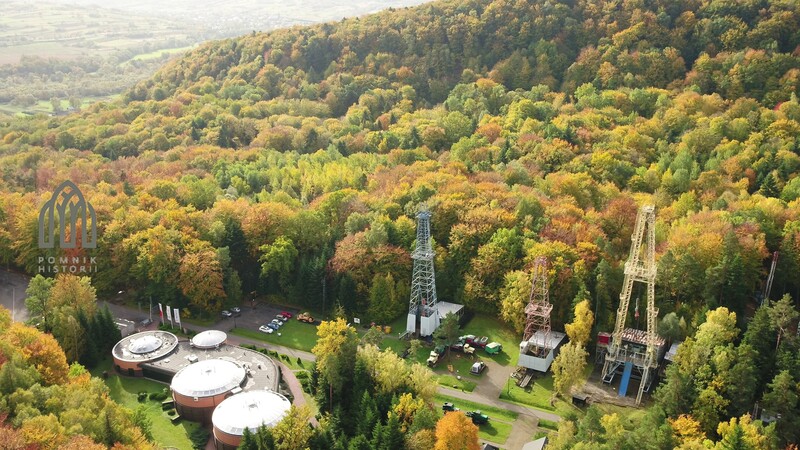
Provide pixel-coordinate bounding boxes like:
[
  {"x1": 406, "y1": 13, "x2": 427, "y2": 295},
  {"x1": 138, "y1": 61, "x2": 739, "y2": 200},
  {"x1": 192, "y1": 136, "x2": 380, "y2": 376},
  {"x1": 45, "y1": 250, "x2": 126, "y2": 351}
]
[{"x1": 0, "y1": 0, "x2": 429, "y2": 116}]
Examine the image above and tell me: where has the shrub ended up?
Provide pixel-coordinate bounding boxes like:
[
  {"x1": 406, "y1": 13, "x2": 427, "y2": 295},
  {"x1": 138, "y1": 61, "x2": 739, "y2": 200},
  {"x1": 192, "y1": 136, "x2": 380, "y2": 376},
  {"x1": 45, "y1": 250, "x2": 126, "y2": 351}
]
[
  {"x1": 137, "y1": 391, "x2": 147, "y2": 402},
  {"x1": 189, "y1": 426, "x2": 210, "y2": 449},
  {"x1": 149, "y1": 387, "x2": 170, "y2": 401}
]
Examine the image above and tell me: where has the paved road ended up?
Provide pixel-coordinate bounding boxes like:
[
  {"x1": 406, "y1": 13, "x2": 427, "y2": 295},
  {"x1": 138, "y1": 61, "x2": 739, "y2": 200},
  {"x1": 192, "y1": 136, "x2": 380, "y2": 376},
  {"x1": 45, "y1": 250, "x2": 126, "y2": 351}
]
[{"x1": 0, "y1": 269, "x2": 30, "y2": 322}]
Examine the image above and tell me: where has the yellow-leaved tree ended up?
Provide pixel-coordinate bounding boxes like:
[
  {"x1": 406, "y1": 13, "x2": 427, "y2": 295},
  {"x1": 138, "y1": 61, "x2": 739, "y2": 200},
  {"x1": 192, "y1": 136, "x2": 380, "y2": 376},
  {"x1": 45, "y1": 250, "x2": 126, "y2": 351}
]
[{"x1": 565, "y1": 299, "x2": 594, "y2": 346}]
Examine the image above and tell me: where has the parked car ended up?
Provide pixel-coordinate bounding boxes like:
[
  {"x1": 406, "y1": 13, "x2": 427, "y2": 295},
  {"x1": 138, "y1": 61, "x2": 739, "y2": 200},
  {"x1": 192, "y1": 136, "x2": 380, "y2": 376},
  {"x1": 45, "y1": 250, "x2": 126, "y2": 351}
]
[
  {"x1": 266, "y1": 322, "x2": 279, "y2": 330},
  {"x1": 221, "y1": 310, "x2": 232, "y2": 318},
  {"x1": 472, "y1": 336, "x2": 489, "y2": 348},
  {"x1": 442, "y1": 402, "x2": 459, "y2": 412},
  {"x1": 297, "y1": 312, "x2": 315, "y2": 323},
  {"x1": 426, "y1": 350, "x2": 441, "y2": 367},
  {"x1": 470, "y1": 361, "x2": 486, "y2": 374},
  {"x1": 275, "y1": 314, "x2": 287, "y2": 323},
  {"x1": 231, "y1": 306, "x2": 241, "y2": 314},
  {"x1": 271, "y1": 318, "x2": 283, "y2": 327},
  {"x1": 465, "y1": 411, "x2": 489, "y2": 425},
  {"x1": 280, "y1": 311, "x2": 293, "y2": 319},
  {"x1": 258, "y1": 325, "x2": 274, "y2": 334}
]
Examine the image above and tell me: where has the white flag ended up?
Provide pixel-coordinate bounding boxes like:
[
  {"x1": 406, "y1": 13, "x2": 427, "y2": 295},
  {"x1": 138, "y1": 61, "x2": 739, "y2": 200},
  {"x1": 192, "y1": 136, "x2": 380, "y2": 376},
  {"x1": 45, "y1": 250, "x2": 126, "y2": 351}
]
[
  {"x1": 174, "y1": 308, "x2": 181, "y2": 325},
  {"x1": 166, "y1": 305, "x2": 172, "y2": 322}
]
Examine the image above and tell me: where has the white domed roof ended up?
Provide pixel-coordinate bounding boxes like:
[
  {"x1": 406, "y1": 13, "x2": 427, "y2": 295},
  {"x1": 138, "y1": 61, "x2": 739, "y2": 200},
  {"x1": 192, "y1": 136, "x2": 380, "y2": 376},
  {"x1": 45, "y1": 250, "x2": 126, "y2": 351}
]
[
  {"x1": 191, "y1": 330, "x2": 227, "y2": 349},
  {"x1": 212, "y1": 390, "x2": 291, "y2": 436},
  {"x1": 128, "y1": 335, "x2": 163, "y2": 354},
  {"x1": 171, "y1": 359, "x2": 246, "y2": 398}
]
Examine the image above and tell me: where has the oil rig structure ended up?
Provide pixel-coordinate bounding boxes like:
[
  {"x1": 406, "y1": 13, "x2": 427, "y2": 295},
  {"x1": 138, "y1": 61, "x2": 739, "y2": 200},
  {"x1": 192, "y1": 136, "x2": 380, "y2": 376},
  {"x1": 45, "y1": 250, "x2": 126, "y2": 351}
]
[
  {"x1": 518, "y1": 257, "x2": 566, "y2": 378},
  {"x1": 406, "y1": 209, "x2": 462, "y2": 337},
  {"x1": 599, "y1": 205, "x2": 666, "y2": 405}
]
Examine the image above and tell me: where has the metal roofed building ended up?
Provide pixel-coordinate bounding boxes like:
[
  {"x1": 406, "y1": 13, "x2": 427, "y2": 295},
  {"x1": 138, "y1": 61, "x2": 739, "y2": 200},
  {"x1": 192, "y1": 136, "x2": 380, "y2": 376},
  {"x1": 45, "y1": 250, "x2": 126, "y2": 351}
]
[
  {"x1": 171, "y1": 358, "x2": 247, "y2": 423},
  {"x1": 112, "y1": 330, "x2": 180, "y2": 376},
  {"x1": 519, "y1": 330, "x2": 567, "y2": 372},
  {"x1": 111, "y1": 329, "x2": 281, "y2": 424},
  {"x1": 212, "y1": 390, "x2": 292, "y2": 450}
]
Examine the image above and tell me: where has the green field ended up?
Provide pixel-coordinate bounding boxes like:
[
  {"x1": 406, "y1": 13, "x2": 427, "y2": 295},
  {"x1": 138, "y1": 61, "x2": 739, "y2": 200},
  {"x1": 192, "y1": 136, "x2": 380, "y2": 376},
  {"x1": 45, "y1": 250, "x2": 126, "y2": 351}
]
[
  {"x1": 129, "y1": 45, "x2": 195, "y2": 62},
  {"x1": 91, "y1": 359, "x2": 200, "y2": 449}
]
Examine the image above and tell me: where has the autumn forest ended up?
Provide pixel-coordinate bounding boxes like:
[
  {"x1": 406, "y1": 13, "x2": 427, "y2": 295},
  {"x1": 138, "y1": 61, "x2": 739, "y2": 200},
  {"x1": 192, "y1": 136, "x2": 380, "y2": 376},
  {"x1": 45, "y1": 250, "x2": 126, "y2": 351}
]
[{"x1": 1, "y1": 0, "x2": 800, "y2": 448}]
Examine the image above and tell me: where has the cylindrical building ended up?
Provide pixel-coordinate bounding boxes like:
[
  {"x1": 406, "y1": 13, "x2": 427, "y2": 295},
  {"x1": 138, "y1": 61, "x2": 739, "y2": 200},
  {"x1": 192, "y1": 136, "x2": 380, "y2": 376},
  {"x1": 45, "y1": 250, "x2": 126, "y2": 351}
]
[
  {"x1": 111, "y1": 330, "x2": 179, "y2": 376},
  {"x1": 171, "y1": 358, "x2": 247, "y2": 423},
  {"x1": 212, "y1": 390, "x2": 292, "y2": 450}
]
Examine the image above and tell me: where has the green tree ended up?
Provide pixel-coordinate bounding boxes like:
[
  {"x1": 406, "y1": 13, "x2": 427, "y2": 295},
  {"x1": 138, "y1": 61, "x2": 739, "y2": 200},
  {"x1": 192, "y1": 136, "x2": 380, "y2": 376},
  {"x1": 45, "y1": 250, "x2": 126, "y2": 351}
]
[
  {"x1": 551, "y1": 342, "x2": 588, "y2": 398},
  {"x1": 761, "y1": 371, "x2": 799, "y2": 445},
  {"x1": 260, "y1": 236, "x2": 299, "y2": 291},
  {"x1": 25, "y1": 275, "x2": 55, "y2": 331},
  {"x1": 433, "y1": 312, "x2": 460, "y2": 360},
  {"x1": 312, "y1": 319, "x2": 358, "y2": 412},
  {"x1": 768, "y1": 294, "x2": 798, "y2": 350}
]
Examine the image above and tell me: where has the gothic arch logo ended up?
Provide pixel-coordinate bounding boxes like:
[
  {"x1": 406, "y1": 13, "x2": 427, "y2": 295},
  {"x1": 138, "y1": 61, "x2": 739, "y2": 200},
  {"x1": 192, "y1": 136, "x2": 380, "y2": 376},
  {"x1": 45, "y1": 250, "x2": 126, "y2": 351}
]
[{"x1": 39, "y1": 180, "x2": 97, "y2": 249}]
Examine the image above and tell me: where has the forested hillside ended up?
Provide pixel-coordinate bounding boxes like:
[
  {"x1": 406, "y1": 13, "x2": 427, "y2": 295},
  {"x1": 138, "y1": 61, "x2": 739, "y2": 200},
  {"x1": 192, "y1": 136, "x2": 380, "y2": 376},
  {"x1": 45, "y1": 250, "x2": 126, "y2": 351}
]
[
  {"x1": 2, "y1": 0, "x2": 799, "y2": 324},
  {"x1": 1, "y1": 0, "x2": 800, "y2": 447}
]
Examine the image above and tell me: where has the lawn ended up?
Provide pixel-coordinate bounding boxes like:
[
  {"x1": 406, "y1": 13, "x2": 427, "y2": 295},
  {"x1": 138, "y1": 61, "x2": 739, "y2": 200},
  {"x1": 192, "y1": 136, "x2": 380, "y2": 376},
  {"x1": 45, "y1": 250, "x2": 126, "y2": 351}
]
[
  {"x1": 437, "y1": 374, "x2": 477, "y2": 392},
  {"x1": 231, "y1": 319, "x2": 319, "y2": 352},
  {"x1": 477, "y1": 419, "x2": 513, "y2": 444},
  {"x1": 499, "y1": 367, "x2": 590, "y2": 417},
  {"x1": 458, "y1": 315, "x2": 519, "y2": 367},
  {"x1": 433, "y1": 393, "x2": 519, "y2": 422},
  {"x1": 91, "y1": 359, "x2": 200, "y2": 449}
]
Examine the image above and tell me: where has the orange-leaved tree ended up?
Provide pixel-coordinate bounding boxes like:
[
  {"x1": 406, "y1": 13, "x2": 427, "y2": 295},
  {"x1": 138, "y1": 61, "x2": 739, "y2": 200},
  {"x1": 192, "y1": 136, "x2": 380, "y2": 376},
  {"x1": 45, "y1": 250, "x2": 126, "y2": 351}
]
[{"x1": 434, "y1": 412, "x2": 480, "y2": 450}]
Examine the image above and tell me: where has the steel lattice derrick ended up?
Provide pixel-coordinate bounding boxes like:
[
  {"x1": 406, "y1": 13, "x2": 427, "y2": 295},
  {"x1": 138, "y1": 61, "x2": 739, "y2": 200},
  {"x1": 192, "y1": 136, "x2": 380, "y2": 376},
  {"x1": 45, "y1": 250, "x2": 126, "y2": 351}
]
[
  {"x1": 523, "y1": 256, "x2": 552, "y2": 347},
  {"x1": 408, "y1": 209, "x2": 438, "y2": 325},
  {"x1": 602, "y1": 205, "x2": 659, "y2": 406}
]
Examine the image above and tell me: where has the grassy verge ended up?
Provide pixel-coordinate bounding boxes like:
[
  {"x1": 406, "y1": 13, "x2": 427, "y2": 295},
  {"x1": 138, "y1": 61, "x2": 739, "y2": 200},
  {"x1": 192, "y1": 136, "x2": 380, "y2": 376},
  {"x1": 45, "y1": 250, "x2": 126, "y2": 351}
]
[
  {"x1": 437, "y1": 374, "x2": 477, "y2": 392},
  {"x1": 92, "y1": 359, "x2": 199, "y2": 449},
  {"x1": 433, "y1": 393, "x2": 519, "y2": 422},
  {"x1": 538, "y1": 419, "x2": 559, "y2": 430},
  {"x1": 231, "y1": 319, "x2": 318, "y2": 352},
  {"x1": 477, "y1": 419, "x2": 513, "y2": 444}
]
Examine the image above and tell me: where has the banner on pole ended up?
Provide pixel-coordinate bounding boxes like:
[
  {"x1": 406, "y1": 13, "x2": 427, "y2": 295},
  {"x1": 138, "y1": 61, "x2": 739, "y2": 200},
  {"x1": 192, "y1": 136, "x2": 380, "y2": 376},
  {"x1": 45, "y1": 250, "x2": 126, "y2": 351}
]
[
  {"x1": 166, "y1": 305, "x2": 172, "y2": 324},
  {"x1": 174, "y1": 308, "x2": 181, "y2": 325},
  {"x1": 158, "y1": 303, "x2": 164, "y2": 324}
]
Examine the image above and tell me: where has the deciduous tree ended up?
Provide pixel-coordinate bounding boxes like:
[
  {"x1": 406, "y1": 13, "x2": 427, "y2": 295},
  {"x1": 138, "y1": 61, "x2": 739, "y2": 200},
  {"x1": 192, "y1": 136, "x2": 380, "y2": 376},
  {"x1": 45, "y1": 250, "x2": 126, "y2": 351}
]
[
  {"x1": 565, "y1": 299, "x2": 594, "y2": 346},
  {"x1": 551, "y1": 342, "x2": 588, "y2": 398},
  {"x1": 434, "y1": 412, "x2": 480, "y2": 450}
]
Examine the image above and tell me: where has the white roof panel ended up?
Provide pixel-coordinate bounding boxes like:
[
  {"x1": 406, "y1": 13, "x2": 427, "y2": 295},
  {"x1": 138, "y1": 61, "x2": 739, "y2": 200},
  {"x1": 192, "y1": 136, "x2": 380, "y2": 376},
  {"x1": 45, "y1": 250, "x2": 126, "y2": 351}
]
[
  {"x1": 191, "y1": 330, "x2": 227, "y2": 349},
  {"x1": 212, "y1": 390, "x2": 291, "y2": 436},
  {"x1": 171, "y1": 359, "x2": 246, "y2": 398}
]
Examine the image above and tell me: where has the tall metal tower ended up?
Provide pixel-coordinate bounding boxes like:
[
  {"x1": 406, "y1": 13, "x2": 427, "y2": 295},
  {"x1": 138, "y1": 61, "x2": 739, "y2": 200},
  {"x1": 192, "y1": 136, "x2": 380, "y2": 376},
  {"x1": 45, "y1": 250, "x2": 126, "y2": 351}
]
[
  {"x1": 602, "y1": 204, "x2": 658, "y2": 405},
  {"x1": 523, "y1": 256, "x2": 552, "y2": 346},
  {"x1": 406, "y1": 209, "x2": 439, "y2": 336}
]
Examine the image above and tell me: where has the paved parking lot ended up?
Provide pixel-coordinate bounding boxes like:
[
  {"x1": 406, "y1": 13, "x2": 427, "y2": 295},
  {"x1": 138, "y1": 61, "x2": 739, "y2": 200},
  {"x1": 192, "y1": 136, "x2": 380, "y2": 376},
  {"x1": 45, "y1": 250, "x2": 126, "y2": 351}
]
[{"x1": 217, "y1": 303, "x2": 302, "y2": 331}]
